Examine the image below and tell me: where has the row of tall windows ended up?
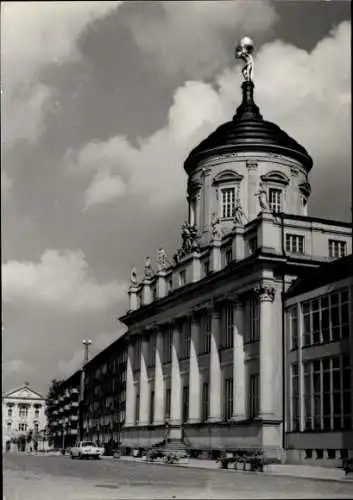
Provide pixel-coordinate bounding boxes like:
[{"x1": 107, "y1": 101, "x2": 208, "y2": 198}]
[
  {"x1": 220, "y1": 186, "x2": 283, "y2": 219},
  {"x1": 221, "y1": 303, "x2": 234, "y2": 349},
  {"x1": 302, "y1": 289, "x2": 350, "y2": 346},
  {"x1": 163, "y1": 326, "x2": 173, "y2": 364},
  {"x1": 199, "y1": 312, "x2": 211, "y2": 354},
  {"x1": 179, "y1": 319, "x2": 191, "y2": 360},
  {"x1": 292, "y1": 355, "x2": 352, "y2": 432}
]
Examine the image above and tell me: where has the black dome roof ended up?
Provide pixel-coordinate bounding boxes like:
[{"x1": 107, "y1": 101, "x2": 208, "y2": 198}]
[{"x1": 184, "y1": 81, "x2": 313, "y2": 175}]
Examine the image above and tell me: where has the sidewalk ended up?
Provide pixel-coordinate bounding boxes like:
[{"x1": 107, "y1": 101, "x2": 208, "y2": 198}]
[{"x1": 116, "y1": 455, "x2": 352, "y2": 483}]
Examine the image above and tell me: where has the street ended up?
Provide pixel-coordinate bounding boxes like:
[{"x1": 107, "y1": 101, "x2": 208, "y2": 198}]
[{"x1": 3, "y1": 453, "x2": 353, "y2": 500}]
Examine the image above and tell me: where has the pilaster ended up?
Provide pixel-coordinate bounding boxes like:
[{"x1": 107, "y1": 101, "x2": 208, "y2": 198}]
[
  {"x1": 142, "y1": 279, "x2": 153, "y2": 305},
  {"x1": 125, "y1": 341, "x2": 136, "y2": 426},
  {"x1": 191, "y1": 252, "x2": 201, "y2": 282},
  {"x1": 231, "y1": 297, "x2": 246, "y2": 421},
  {"x1": 256, "y1": 283, "x2": 276, "y2": 419},
  {"x1": 156, "y1": 271, "x2": 167, "y2": 299},
  {"x1": 208, "y1": 304, "x2": 222, "y2": 422},
  {"x1": 170, "y1": 321, "x2": 181, "y2": 425},
  {"x1": 153, "y1": 330, "x2": 164, "y2": 425},
  {"x1": 139, "y1": 335, "x2": 149, "y2": 426},
  {"x1": 247, "y1": 159, "x2": 258, "y2": 222},
  {"x1": 188, "y1": 313, "x2": 201, "y2": 423},
  {"x1": 128, "y1": 286, "x2": 139, "y2": 311},
  {"x1": 210, "y1": 239, "x2": 222, "y2": 272},
  {"x1": 232, "y1": 225, "x2": 245, "y2": 262}
]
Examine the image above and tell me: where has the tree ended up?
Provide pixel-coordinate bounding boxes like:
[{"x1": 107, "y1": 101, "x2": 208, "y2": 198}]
[{"x1": 45, "y1": 378, "x2": 63, "y2": 444}]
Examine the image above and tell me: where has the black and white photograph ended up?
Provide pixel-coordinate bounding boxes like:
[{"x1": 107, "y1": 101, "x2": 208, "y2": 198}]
[{"x1": 1, "y1": 1, "x2": 352, "y2": 498}]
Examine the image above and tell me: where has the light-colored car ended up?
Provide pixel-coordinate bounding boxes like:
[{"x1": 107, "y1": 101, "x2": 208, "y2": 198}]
[{"x1": 70, "y1": 441, "x2": 104, "y2": 460}]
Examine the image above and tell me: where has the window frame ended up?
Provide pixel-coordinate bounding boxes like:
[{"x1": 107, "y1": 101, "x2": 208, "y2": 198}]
[
  {"x1": 328, "y1": 239, "x2": 347, "y2": 259},
  {"x1": 286, "y1": 233, "x2": 305, "y2": 254},
  {"x1": 220, "y1": 185, "x2": 238, "y2": 220},
  {"x1": 268, "y1": 187, "x2": 283, "y2": 213}
]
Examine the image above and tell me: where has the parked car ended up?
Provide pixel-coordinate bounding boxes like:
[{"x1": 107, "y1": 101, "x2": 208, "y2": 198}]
[{"x1": 70, "y1": 441, "x2": 104, "y2": 460}]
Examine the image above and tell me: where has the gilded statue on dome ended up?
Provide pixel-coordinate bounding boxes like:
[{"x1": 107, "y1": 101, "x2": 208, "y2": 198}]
[{"x1": 235, "y1": 37, "x2": 254, "y2": 82}]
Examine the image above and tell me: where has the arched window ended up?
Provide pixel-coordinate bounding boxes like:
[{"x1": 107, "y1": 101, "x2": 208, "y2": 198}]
[
  {"x1": 213, "y1": 170, "x2": 243, "y2": 220},
  {"x1": 261, "y1": 171, "x2": 290, "y2": 213}
]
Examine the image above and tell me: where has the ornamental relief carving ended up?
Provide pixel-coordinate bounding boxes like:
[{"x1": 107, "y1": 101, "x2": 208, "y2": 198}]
[{"x1": 254, "y1": 284, "x2": 276, "y2": 302}]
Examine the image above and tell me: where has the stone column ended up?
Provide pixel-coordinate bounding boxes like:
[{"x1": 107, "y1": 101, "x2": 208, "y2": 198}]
[
  {"x1": 170, "y1": 322, "x2": 181, "y2": 425},
  {"x1": 232, "y1": 298, "x2": 246, "y2": 421},
  {"x1": 208, "y1": 304, "x2": 222, "y2": 422},
  {"x1": 256, "y1": 283, "x2": 276, "y2": 419},
  {"x1": 153, "y1": 330, "x2": 164, "y2": 425},
  {"x1": 188, "y1": 313, "x2": 201, "y2": 423},
  {"x1": 139, "y1": 335, "x2": 149, "y2": 426},
  {"x1": 125, "y1": 340, "x2": 136, "y2": 426},
  {"x1": 202, "y1": 168, "x2": 212, "y2": 234}
]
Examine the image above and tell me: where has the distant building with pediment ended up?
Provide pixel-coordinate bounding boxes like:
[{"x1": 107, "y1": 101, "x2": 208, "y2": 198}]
[{"x1": 2, "y1": 382, "x2": 47, "y2": 446}]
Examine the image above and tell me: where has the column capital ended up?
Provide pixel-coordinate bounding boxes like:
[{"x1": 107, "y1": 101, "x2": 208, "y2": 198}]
[
  {"x1": 255, "y1": 283, "x2": 276, "y2": 302},
  {"x1": 246, "y1": 159, "x2": 258, "y2": 170}
]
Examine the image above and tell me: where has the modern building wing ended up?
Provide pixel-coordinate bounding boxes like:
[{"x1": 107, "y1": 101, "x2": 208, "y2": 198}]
[{"x1": 285, "y1": 254, "x2": 353, "y2": 464}]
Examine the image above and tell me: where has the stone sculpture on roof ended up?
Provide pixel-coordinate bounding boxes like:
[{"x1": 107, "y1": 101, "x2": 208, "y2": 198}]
[
  {"x1": 157, "y1": 248, "x2": 168, "y2": 272},
  {"x1": 130, "y1": 266, "x2": 138, "y2": 286},
  {"x1": 143, "y1": 257, "x2": 154, "y2": 279},
  {"x1": 233, "y1": 199, "x2": 247, "y2": 226},
  {"x1": 211, "y1": 213, "x2": 223, "y2": 241}
]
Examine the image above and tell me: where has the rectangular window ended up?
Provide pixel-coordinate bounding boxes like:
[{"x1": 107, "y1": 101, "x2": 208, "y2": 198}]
[
  {"x1": 249, "y1": 374, "x2": 259, "y2": 418},
  {"x1": 7, "y1": 422, "x2": 11, "y2": 431},
  {"x1": 135, "y1": 389, "x2": 140, "y2": 425},
  {"x1": 149, "y1": 390, "x2": 154, "y2": 424},
  {"x1": 269, "y1": 188, "x2": 282, "y2": 213},
  {"x1": 133, "y1": 337, "x2": 141, "y2": 371},
  {"x1": 303, "y1": 356, "x2": 352, "y2": 431},
  {"x1": 302, "y1": 289, "x2": 350, "y2": 347},
  {"x1": 200, "y1": 312, "x2": 211, "y2": 354},
  {"x1": 180, "y1": 318, "x2": 191, "y2": 360},
  {"x1": 18, "y1": 423, "x2": 28, "y2": 432},
  {"x1": 329, "y1": 239, "x2": 347, "y2": 259},
  {"x1": 286, "y1": 234, "x2": 305, "y2": 254},
  {"x1": 291, "y1": 364, "x2": 299, "y2": 431},
  {"x1": 248, "y1": 236, "x2": 258, "y2": 255},
  {"x1": 203, "y1": 259, "x2": 210, "y2": 277},
  {"x1": 249, "y1": 293, "x2": 260, "y2": 342},
  {"x1": 148, "y1": 333, "x2": 156, "y2": 368},
  {"x1": 221, "y1": 303, "x2": 234, "y2": 349},
  {"x1": 202, "y1": 382, "x2": 209, "y2": 422},
  {"x1": 225, "y1": 247, "x2": 233, "y2": 266},
  {"x1": 163, "y1": 326, "x2": 172, "y2": 364},
  {"x1": 223, "y1": 377, "x2": 233, "y2": 420},
  {"x1": 7, "y1": 408, "x2": 12, "y2": 417},
  {"x1": 164, "y1": 387, "x2": 171, "y2": 420},
  {"x1": 179, "y1": 270, "x2": 186, "y2": 287},
  {"x1": 221, "y1": 187, "x2": 236, "y2": 219},
  {"x1": 18, "y1": 406, "x2": 28, "y2": 418},
  {"x1": 182, "y1": 386, "x2": 189, "y2": 424}
]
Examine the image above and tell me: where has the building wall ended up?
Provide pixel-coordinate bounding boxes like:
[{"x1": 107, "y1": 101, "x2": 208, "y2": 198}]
[
  {"x1": 285, "y1": 276, "x2": 353, "y2": 463},
  {"x1": 2, "y1": 391, "x2": 47, "y2": 443}
]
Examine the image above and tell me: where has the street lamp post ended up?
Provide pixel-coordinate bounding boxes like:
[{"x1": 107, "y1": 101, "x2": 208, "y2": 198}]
[{"x1": 78, "y1": 340, "x2": 92, "y2": 442}]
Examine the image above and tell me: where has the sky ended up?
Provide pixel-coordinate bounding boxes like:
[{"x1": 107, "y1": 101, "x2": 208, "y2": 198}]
[{"x1": 1, "y1": 0, "x2": 351, "y2": 395}]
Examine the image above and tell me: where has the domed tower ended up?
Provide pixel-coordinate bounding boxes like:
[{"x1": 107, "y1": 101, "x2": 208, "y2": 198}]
[{"x1": 184, "y1": 38, "x2": 313, "y2": 247}]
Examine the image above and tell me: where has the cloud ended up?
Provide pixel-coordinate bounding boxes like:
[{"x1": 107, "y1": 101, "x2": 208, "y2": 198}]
[
  {"x1": 125, "y1": 0, "x2": 278, "y2": 78},
  {"x1": 83, "y1": 172, "x2": 127, "y2": 210},
  {"x1": 1, "y1": 1, "x2": 122, "y2": 150},
  {"x1": 66, "y1": 21, "x2": 351, "y2": 220},
  {"x1": 57, "y1": 329, "x2": 126, "y2": 378},
  {"x1": 3, "y1": 360, "x2": 26, "y2": 374},
  {"x1": 2, "y1": 249, "x2": 126, "y2": 312}
]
